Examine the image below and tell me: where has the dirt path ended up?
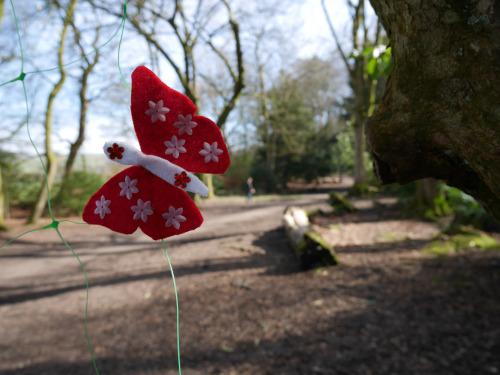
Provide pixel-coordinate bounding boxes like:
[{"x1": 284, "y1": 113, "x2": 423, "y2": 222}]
[
  {"x1": 0, "y1": 192, "x2": 499, "y2": 375},
  {"x1": 0, "y1": 193, "x2": 327, "y2": 375}
]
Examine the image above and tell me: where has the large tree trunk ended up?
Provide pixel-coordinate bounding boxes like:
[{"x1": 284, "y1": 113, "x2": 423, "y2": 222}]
[{"x1": 366, "y1": 0, "x2": 500, "y2": 221}]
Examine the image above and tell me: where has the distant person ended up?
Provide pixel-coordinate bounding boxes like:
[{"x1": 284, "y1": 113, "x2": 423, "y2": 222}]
[{"x1": 246, "y1": 176, "x2": 256, "y2": 201}]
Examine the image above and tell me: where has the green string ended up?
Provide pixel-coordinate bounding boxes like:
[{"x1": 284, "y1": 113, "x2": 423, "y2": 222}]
[
  {"x1": 54, "y1": 222, "x2": 100, "y2": 375},
  {"x1": 117, "y1": 1, "x2": 131, "y2": 92},
  {"x1": 0, "y1": 1, "x2": 131, "y2": 374},
  {"x1": 0, "y1": 0, "x2": 130, "y2": 86},
  {"x1": 162, "y1": 239, "x2": 182, "y2": 375},
  {"x1": 116, "y1": 12, "x2": 182, "y2": 373},
  {"x1": 2, "y1": 1, "x2": 183, "y2": 374}
]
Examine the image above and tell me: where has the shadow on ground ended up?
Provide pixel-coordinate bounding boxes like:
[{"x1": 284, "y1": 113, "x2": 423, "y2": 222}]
[{"x1": 0, "y1": 194, "x2": 499, "y2": 375}]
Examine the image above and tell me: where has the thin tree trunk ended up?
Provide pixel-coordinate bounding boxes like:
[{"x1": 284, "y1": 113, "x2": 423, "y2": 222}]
[
  {"x1": 57, "y1": 28, "x2": 100, "y2": 202},
  {"x1": 28, "y1": 0, "x2": 78, "y2": 224},
  {"x1": 0, "y1": 169, "x2": 5, "y2": 230},
  {"x1": 95, "y1": 0, "x2": 244, "y2": 199},
  {"x1": 353, "y1": 121, "x2": 367, "y2": 184},
  {"x1": 0, "y1": 0, "x2": 5, "y2": 229},
  {"x1": 322, "y1": 0, "x2": 374, "y2": 185},
  {"x1": 416, "y1": 178, "x2": 437, "y2": 212}
]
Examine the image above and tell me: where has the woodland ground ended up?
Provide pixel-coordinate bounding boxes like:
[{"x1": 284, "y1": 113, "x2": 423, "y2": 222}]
[{"x1": 0, "y1": 179, "x2": 499, "y2": 375}]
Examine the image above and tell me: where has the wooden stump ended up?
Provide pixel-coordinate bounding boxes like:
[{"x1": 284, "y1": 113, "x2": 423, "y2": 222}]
[{"x1": 283, "y1": 206, "x2": 338, "y2": 270}]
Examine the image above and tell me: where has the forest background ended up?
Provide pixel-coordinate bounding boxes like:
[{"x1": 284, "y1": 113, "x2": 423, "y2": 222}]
[{"x1": 0, "y1": 0, "x2": 493, "y2": 230}]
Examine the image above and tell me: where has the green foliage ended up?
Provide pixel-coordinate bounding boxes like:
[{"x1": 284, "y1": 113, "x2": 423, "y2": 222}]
[
  {"x1": 348, "y1": 182, "x2": 380, "y2": 197},
  {"x1": 0, "y1": 150, "x2": 17, "y2": 170},
  {"x1": 216, "y1": 149, "x2": 255, "y2": 195},
  {"x1": 1, "y1": 151, "x2": 41, "y2": 209},
  {"x1": 53, "y1": 171, "x2": 105, "y2": 216},
  {"x1": 361, "y1": 45, "x2": 392, "y2": 79},
  {"x1": 6, "y1": 173, "x2": 42, "y2": 209},
  {"x1": 253, "y1": 69, "x2": 341, "y2": 187},
  {"x1": 266, "y1": 76, "x2": 317, "y2": 180},
  {"x1": 286, "y1": 126, "x2": 338, "y2": 183},
  {"x1": 331, "y1": 129, "x2": 354, "y2": 175},
  {"x1": 249, "y1": 162, "x2": 276, "y2": 193},
  {"x1": 441, "y1": 185, "x2": 499, "y2": 231},
  {"x1": 396, "y1": 182, "x2": 498, "y2": 230},
  {"x1": 425, "y1": 226, "x2": 500, "y2": 257}
]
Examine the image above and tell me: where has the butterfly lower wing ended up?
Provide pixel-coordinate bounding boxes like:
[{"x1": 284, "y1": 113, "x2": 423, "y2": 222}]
[
  {"x1": 83, "y1": 167, "x2": 141, "y2": 235},
  {"x1": 83, "y1": 166, "x2": 203, "y2": 240},
  {"x1": 130, "y1": 66, "x2": 230, "y2": 174}
]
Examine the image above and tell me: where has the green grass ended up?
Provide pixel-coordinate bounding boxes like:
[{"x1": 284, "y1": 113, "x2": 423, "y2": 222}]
[{"x1": 424, "y1": 226, "x2": 500, "y2": 256}]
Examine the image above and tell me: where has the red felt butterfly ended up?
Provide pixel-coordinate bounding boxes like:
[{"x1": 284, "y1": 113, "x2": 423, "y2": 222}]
[{"x1": 82, "y1": 66, "x2": 230, "y2": 240}]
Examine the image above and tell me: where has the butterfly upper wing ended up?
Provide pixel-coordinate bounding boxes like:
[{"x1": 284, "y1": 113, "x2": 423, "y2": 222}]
[
  {"x1": 131, "y1": 66, "x2": 230, "y2": 174},
  {"x1": 83, "y1": 166, "x2": 203, "y2": 240}
]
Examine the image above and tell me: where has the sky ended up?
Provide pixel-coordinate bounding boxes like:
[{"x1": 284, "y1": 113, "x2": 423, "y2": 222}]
[{"x1": 0, "y1": 0, "x2": 368, "y2": 158}]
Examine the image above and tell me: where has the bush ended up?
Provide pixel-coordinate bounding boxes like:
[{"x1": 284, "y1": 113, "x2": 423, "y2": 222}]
[
  {"x1": 6, "y1": 173, "x2": 42, "y2": 209},
  {"x1": 249, "y1": 162, "x2": 276, "y2": 193},
  {"x1": 397, "y1": 182, "x2": 499, "y2": 230},
  {"x1": 53, "y1": 171, "x2": 105, "y2": 216},
  {"x1": 218, "y1": 150, "x2": 255, "y2": 195},
  {"x1": 442, "y1": 185, "x2": 500, "y2": 232}
]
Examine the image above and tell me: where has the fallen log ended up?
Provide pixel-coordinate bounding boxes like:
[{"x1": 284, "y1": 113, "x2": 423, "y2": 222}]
[
  {"x1": 328, "y1": 191, "x2": 357, "y2": 214},
  {"x1": 283, "y1": 206, "x2": 338, "y2": 270}
]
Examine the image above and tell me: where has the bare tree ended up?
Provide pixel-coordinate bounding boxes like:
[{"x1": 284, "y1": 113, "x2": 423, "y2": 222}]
[
  {"x1": 124, "y1": 0, "x2": 245, "y2": 127},
  {"x1": 57, "y1": 19, "x2": 101, "y2": 196},
  {"x1": 322, "y1": 0, "x2": 383, "y2": 186},
  {"x1": 28, "y1": 0, "x2": 78, "y2": 224},
  {"x1": 91, "y1": 0, "x2": 244, "y2": 197}
]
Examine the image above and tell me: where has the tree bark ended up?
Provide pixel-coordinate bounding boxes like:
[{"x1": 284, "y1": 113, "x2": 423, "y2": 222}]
[
  {"x1": 366, "y1": 0, "x2": 500, "y2": 220},
  {"x1": 28, "y1": 0, "x2": 78, "y2": 224}
]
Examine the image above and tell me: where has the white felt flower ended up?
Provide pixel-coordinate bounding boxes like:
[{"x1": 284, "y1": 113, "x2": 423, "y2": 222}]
[
  {"x1": 118, "y1": 176, "x2": 139, "y2": 200},
  {"x1": 164, "y1": 135, "x2": 187, "y2": 159},
  {"x1": 131, "y1": 199, "x2": 153, "y2": 222},
  {"x1": 173, "y1": 114, "x2": 197, "y2": 135},
  {"x1": 145, "y1": 100, "x2": 170, "y2": 123},
  {"x1": 94, "y1": 195, "x2": 111, "y2": 219},
  {"x1": 199, "y1": 141, "x2": 223, "y2": 163},
  {"x1": 162, "y1": 206, "x2": 187, "y2": 230}
]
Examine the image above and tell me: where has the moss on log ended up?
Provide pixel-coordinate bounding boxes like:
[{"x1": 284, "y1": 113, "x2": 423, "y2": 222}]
[
  {"x1": 328, "y1": 191, "x2": 357, "y2": 214},
  {"x1": 283, "y1": 206, "x2": 338, "y2": 270},
  {"x1": 425, "y1": 225, "x2": 500, "y2": 256}
]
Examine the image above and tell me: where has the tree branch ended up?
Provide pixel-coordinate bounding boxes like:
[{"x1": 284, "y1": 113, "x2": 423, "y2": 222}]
[
  {"x1": 321, "y1": 0, "x2": 353, "y2": 74},
  {"x1": 214, "y1": 0, "x2": 244, "y2": 129}
]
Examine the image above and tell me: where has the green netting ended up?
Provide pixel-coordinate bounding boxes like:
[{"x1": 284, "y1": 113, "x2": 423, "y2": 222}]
[{"x1": 0, "y1": 1, "x2": 182, "y2": 374}]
